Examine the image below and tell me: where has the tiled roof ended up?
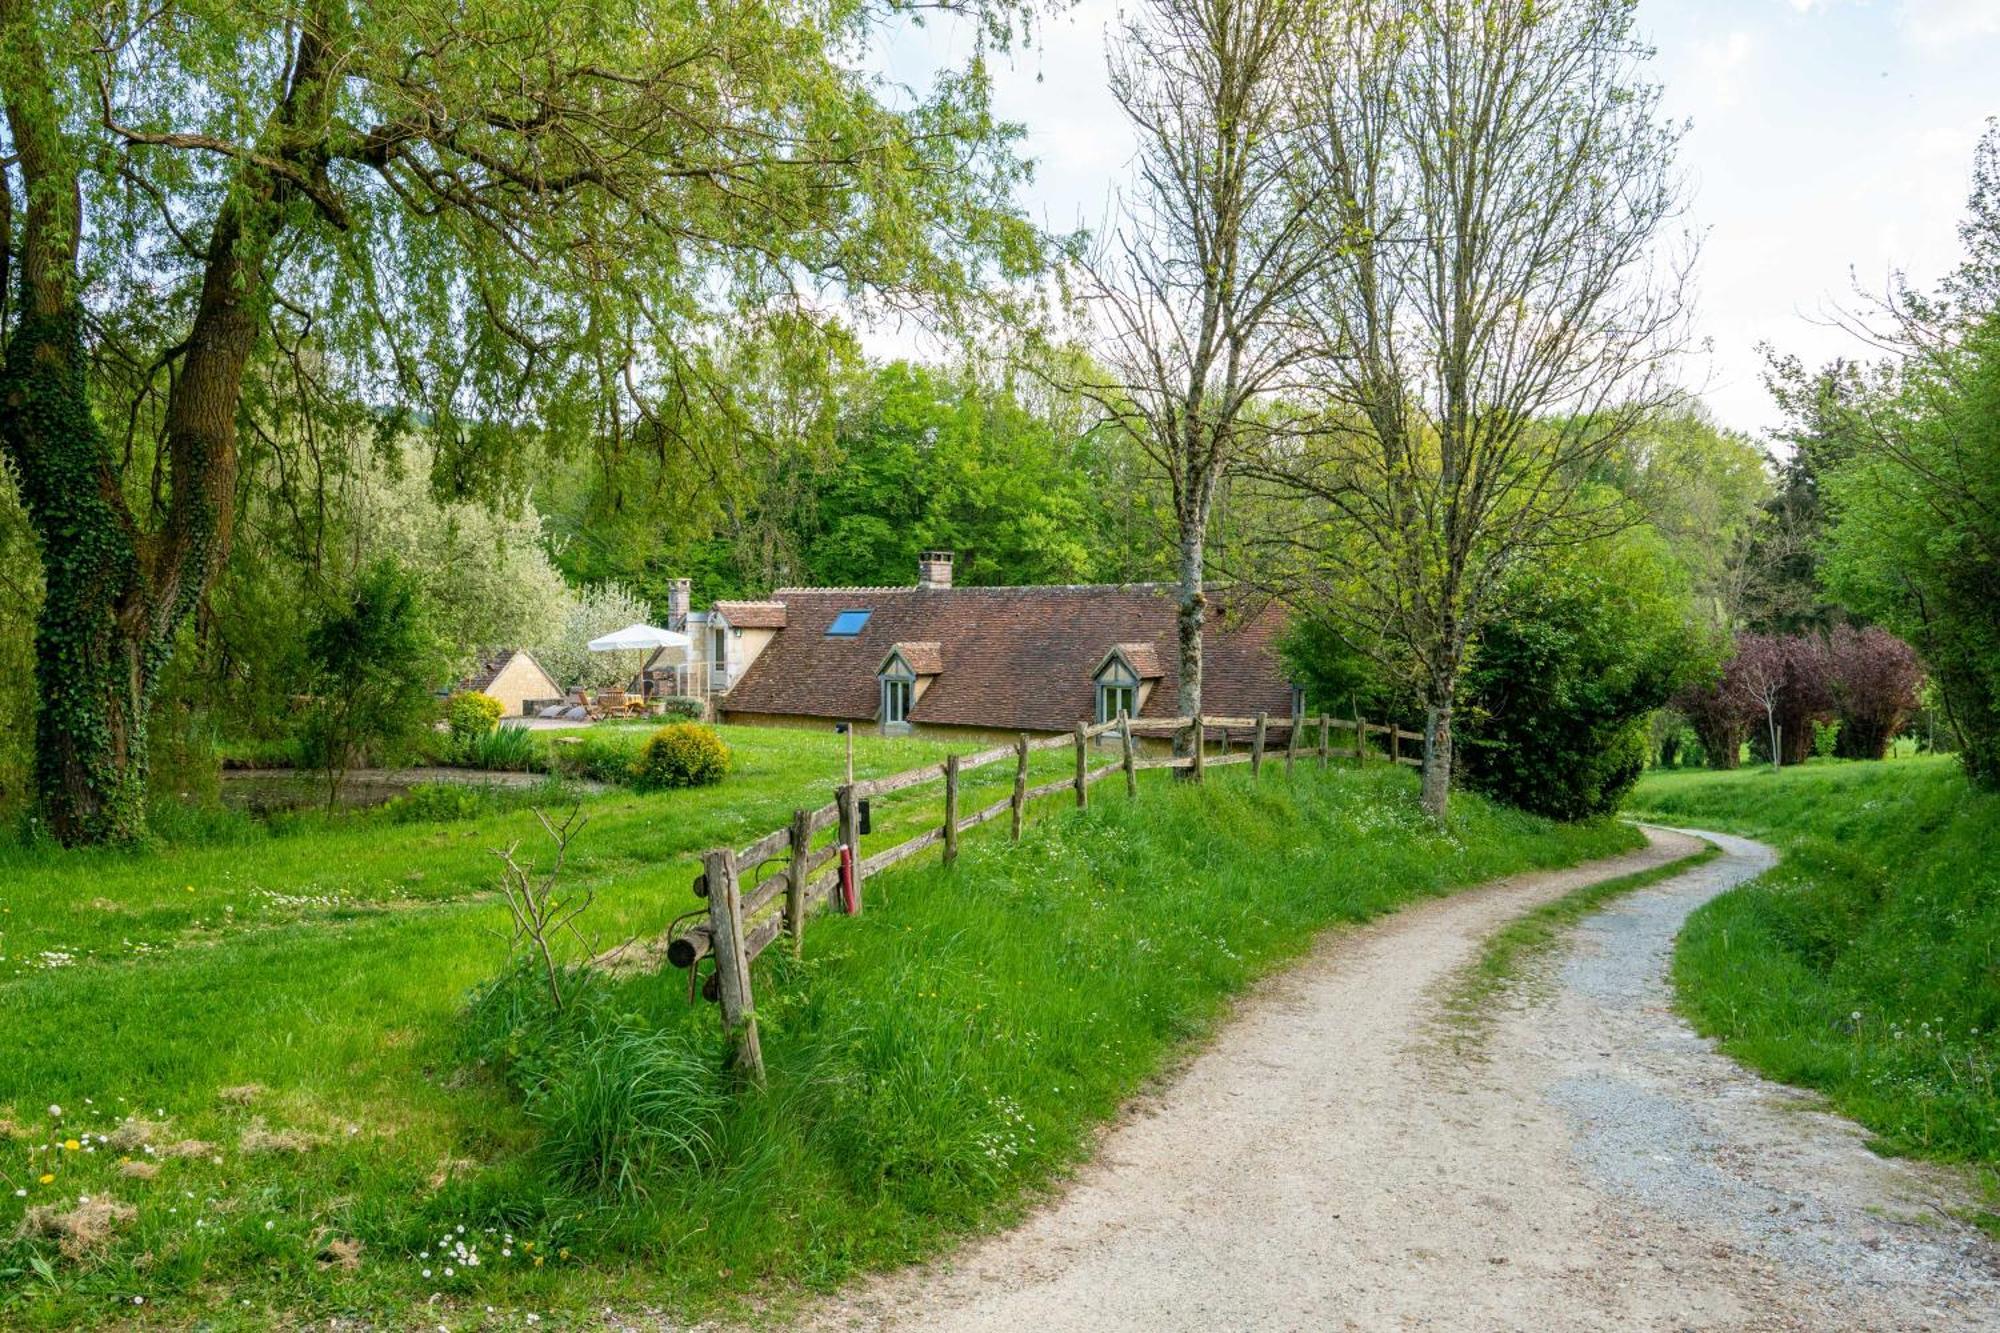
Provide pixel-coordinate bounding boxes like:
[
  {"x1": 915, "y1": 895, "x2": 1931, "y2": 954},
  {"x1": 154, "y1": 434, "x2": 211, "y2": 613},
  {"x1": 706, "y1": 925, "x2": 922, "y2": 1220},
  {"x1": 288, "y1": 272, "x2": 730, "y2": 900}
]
[
  {"x1": 885, "y1": 641, "x2": 945, "y2": 675},
  {"x1": 714, "y1": 600, "x2": 787, "y2": 629},
  {"x1": 1103, "y1": 642, "x2": 1164, "y2": 678},
  {"x1": 460, "y1": 649, "x2": 520, "y2": 694},
  {"x1": 721, "y1": 584, "x2": 1293, "y2": 732}
]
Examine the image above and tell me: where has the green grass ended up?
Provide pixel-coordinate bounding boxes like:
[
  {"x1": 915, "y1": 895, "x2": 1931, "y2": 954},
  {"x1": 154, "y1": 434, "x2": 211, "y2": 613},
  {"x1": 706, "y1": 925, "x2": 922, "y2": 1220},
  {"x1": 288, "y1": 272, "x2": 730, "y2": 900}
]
[
  {"x1": 1438, "y1": 840, "x2": 1721, "y2": 1054},
  {"x1": 0, "y1": 728, "x2": 1637, "y2": 1328},
  {"x1": 1628, "y1": 757, "x2": 2000, "y2": 1224}
]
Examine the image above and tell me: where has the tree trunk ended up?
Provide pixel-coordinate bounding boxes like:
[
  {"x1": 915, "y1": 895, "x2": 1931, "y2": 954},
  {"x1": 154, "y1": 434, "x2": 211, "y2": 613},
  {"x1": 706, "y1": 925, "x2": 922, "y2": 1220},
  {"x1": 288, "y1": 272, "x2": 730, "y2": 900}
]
[
  {"x1": 1173, "y1": 522, "x2": 1207, "y2": 776},
  {"x1": 2, "y1": 305, "x2": 152, "y2": 843},
  {"x1": 1420, "y1": 698, "x2": 1453, "y2": 819}
]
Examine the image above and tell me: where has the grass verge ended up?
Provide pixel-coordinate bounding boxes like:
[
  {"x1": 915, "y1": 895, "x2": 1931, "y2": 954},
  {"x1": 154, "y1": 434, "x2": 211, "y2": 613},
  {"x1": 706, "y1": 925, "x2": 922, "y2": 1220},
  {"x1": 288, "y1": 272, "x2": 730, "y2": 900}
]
[
  {"x1": 1435, "y1": 837, "x2": 1721, "y2": 1056},
  {"x1": 0, "y1": 735, "x2": 1638, "y2": 1328},
  {"x1": 1628, "y1": 757, "x2": 2000, "y2": 1230}
]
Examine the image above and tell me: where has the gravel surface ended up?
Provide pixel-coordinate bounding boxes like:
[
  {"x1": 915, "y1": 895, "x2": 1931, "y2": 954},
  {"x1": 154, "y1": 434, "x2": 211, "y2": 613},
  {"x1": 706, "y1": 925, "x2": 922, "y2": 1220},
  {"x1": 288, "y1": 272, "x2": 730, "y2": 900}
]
[{"x1": 785, "y1": 827, "x2": 2000, "y2": 1333}]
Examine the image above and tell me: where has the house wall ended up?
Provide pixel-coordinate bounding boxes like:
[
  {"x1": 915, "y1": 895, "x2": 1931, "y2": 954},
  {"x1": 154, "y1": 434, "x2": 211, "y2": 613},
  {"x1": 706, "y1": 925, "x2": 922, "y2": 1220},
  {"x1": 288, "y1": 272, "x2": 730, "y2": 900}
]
[
  {"x1": 715, "y1": 709, "x2": 1183, "y2": 753},
  {"x1": 486, "y1": 655, "x2": 560, "y2": 716}
]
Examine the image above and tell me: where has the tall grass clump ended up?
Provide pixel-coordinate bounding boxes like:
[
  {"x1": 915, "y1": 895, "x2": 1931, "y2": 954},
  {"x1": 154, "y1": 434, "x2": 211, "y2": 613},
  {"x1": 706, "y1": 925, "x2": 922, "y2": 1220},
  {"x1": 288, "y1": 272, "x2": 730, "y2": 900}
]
[
  {"x1": 529, "y1": 1021, "x2": 727, "y2": 1196},
  {"x1": 1629, "y1": 758, "x2": 2000, "y2": 1214}
]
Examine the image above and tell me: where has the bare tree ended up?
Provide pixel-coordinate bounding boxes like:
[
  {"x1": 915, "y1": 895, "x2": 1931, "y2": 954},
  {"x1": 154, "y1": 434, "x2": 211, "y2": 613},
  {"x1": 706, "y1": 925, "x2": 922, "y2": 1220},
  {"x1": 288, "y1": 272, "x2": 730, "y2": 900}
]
[
  {"x1": 1262, "y1": 0, "x2": 1689, "y2": 816},
  {"x1": 1064, "y1": 0, "x2": 1329, "y2": 749}
]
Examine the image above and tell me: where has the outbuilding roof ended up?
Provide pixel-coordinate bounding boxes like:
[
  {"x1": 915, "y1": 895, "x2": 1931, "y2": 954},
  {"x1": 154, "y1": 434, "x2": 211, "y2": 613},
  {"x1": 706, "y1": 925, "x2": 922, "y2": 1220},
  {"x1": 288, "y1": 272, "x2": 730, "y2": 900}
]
[{"x1": 713, "y1": 600, "x2": 788, "y2": 629}]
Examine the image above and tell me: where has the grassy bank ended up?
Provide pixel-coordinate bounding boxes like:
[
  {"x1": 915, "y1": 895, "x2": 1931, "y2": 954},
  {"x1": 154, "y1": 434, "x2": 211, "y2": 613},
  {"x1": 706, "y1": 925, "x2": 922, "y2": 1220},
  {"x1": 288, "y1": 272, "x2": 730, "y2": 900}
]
[
  {"x1": 0, "y1": 733, "x2": 1636, "y2": 1328},
  {"x1": 1628, "y1": 758, "x2": 2000, "y2": 1219}
]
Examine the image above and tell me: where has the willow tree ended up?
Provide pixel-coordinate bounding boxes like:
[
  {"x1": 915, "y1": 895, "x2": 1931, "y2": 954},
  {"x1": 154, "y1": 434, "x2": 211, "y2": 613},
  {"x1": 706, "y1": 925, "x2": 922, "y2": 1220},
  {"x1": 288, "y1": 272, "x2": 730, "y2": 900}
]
[
  {"x1": 1066, "y1": 0, "x2": 1328, "y2": 746},
  {"x1": 0, "y1": 0, "x2": 1040, "y2": 843},
  {"x1": 1268, "y1": 0, "x2": 1688, "y2": 817}
]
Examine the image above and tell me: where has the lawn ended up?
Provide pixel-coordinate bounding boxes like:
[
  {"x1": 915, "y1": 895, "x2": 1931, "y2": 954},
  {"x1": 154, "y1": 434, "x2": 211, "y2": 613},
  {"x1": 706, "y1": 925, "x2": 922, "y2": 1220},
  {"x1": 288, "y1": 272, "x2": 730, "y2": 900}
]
[
  {"x1": 0, "y1": 726, "x2": 1637, "y2": 1328},
  {"x1": 1627, "y1": 757, "x2": 2000, "y2": 1224}
]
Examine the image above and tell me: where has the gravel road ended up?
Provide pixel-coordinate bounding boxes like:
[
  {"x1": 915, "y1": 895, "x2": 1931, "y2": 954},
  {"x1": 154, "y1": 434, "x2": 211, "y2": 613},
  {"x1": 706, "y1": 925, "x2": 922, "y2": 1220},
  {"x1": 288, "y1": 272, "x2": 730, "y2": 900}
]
[{"x1": 792, "y1": 827, "x2": 2000, "y2": 1332}]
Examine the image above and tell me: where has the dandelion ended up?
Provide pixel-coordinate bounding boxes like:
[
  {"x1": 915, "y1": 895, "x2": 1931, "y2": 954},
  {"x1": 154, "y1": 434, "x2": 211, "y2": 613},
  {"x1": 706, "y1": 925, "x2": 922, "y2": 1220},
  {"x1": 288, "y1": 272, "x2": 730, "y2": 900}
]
[
  {"x1": 37, "y1": 1174, "x2": 53, "y2": 1185},
  {"x1": 47, "y1": 1104, "x2": 61, "y2": 1118}
]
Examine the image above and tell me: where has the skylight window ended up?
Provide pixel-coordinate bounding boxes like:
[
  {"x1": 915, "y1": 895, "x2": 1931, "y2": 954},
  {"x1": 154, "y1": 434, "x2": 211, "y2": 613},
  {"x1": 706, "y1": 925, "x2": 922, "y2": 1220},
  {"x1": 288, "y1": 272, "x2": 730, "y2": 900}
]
[{"x1": 826, "y1": 609, "x2": 872, "y2": 637}]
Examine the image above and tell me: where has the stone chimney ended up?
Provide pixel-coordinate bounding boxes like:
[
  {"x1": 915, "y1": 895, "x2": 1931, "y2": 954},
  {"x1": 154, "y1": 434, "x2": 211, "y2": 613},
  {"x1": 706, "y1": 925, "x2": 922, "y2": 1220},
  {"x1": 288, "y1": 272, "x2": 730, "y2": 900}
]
[
  {"x1": 667, "y1": 577, "x2": 692, "y2": 624},
  {"x1": 917, "y1": 550, "x2": 954, "y2": 590}
]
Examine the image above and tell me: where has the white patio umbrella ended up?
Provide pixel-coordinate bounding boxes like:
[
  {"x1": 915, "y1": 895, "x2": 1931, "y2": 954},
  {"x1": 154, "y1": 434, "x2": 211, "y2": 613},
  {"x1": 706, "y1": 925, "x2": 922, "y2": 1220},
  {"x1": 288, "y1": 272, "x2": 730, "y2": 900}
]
[{"x1": 585, "y1": 623, "x2": 690, "y2": 653}]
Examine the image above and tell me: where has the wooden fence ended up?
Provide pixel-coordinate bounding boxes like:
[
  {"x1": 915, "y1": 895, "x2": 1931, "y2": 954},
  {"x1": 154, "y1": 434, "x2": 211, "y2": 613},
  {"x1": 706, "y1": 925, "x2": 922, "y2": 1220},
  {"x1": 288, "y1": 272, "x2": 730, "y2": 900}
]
[{"x1": 670, "y1": 710, "x2": 1424, "y2": 1082}]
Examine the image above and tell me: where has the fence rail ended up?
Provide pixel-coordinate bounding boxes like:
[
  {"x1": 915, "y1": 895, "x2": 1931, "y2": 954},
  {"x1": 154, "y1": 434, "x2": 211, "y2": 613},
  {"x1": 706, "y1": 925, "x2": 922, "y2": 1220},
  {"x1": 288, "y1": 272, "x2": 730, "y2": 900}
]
[{"x1": 674, "y1": 709, "x2": 1425, "y2": 1081}]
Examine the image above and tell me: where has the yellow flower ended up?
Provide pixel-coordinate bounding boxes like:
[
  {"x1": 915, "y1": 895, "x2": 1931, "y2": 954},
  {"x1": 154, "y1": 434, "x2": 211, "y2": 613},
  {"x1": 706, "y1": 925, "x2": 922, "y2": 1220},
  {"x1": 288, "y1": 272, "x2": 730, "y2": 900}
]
[
  {"x1": 520, "y1": 1241, "x2": 534, "y2": 1252},
  {"x1": 533, "y1": 1255, "x2": 544, "y2": 1268},
  {"x1": 37, "y1": 1173, "x2": 53, "y2": 1185},
  {"x1": 62, "y1": 1139, "x2": 79, "y2": 1152}
]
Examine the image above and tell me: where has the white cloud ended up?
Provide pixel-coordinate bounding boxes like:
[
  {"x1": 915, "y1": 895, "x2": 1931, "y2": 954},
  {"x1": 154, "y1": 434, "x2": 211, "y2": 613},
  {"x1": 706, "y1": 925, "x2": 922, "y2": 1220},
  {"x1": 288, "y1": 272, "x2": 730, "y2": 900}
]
[{"x1": 1898, "y1": 0, "x2": 2000, "y2": 50}]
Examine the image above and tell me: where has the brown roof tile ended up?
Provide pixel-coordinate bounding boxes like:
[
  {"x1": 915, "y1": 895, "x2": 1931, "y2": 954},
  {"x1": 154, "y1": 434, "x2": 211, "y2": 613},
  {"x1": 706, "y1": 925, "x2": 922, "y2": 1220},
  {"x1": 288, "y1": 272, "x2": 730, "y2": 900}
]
[
  {"x1": 884, "y1": 641, "x2": 944, "y2": 675},
  {"x1": 714, "y1": 600, "x2": 787, "y2": 629},
  {"x1": 720, "y1": 584, "x2": 1293, "y2": 732}
]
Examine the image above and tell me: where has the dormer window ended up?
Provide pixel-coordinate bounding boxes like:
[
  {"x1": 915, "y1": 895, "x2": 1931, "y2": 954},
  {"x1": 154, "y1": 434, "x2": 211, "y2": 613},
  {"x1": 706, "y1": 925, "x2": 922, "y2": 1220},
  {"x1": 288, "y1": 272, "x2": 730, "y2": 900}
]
[
  {"x1": 1091, "y1": 643, "x2": 1162, "y2": 725},
  {"x1": 878, "y1": 652, "x2": 916, "y2": 728},
  {"x1": 1096, "y1": 663, "x2": 1139, "y2": 725}
]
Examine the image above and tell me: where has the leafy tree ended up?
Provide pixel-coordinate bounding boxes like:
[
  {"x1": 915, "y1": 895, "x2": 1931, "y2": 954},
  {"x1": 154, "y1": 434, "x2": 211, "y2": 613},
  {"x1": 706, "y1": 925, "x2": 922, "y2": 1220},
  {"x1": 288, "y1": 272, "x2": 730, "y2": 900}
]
[
  {"x1": 1811, "y1": 122, "x2": 2000, "y2": 785},
  {"x1": 1826, "y1": 625, "x2": 1924, "y2": 760},
  {"x1": 1270, "y1": 0, "x2": 1688, "y2": 817},
  {"x1": 301, "y1": 559, "x2": 446, "y2": 807},
  {"x1": 1673, "y1": 649, "x2": 1759, "y2": 771},
  {"x1": 1735, "y1": 633, "x2": 1833, "y2": 768},
  {"x1": 1458, "y1": 533, "x2": 1705, "y2": 821},
  {"x1": 530, "y1": 581, "x2": 657, "y2": 693},
  {"x1": 0, "y1": 0, "x2": 1040, "y2": 843},
  {"x1": 1069, "y1": 0, "x2": 1327, "y2": 758}
]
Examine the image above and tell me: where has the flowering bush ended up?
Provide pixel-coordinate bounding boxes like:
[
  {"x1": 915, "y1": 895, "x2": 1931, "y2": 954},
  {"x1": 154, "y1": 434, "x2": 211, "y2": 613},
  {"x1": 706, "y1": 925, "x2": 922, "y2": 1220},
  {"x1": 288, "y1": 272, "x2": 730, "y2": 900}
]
[
  {"x1": 630, "y1": 724, "x2": 730, "y2": 791},
  {"x1": 445, "y1": 691, "x2": 504, "y2": 743}
]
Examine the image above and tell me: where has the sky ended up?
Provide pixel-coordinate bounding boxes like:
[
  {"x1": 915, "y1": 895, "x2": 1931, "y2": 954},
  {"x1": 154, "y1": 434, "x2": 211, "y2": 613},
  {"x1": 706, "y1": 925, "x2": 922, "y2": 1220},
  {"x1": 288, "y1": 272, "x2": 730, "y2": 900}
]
[{"x1": 873, "y1": 0, "x2": 2000, "y2": 441}]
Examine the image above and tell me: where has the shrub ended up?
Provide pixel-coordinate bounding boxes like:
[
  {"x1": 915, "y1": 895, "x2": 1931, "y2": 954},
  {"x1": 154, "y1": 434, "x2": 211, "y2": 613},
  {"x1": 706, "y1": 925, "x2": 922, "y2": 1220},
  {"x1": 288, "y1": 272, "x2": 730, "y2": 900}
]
[
  {"x1": 631, "y1": 724, "x2": 730, "y2": 791},
  {"x1": 526, "y1": 1020, "x2": 726, "y2": 1196},
  {"x1": 445, "y1": 691, "x2": 505, "y2": 744},
  {"x1": 655, "y1": 695, "x2": 704, "y2": 722},
  {"x1": 1461, "y1": 535, "x2": 1703, "y2": 821},
  {"x1": 300, "y1": 559, "x2": 447, "y2": 802},
  {"x1": 547, "y1": 731, "x2": 644, "y2": 784}
]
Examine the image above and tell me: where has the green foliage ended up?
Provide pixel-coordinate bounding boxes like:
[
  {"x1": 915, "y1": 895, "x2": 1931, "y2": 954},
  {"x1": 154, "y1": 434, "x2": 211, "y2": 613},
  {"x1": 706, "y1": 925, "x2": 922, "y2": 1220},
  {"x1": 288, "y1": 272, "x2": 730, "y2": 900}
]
[
  {"x1": 1460, "y1": 533, "x2": 1708, "y2": 821},
  {"x1": 445, "y1": 691, "x2": 505, "y2": 744},
  {"x1": 300, "y1": 559, "x2": 447, "y2": 795},
  {"x1": 631, "y1": 724, "x2": 731, "y2": 791},
  {"x1": 546, "y1": 729, "x2": 649, "y2": 785},
  {"x1": 1630, "y1": 760, "x2": 2000, "y2": 1211},
  {"x1": 655, "y1": 696, "x2": 704, "y2": 722}
]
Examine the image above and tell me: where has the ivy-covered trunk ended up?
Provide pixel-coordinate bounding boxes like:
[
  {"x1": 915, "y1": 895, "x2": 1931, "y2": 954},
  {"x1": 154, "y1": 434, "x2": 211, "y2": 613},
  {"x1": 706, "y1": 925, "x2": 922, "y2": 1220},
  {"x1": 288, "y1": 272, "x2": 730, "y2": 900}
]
[{"x1": 1, "y1": 307, "x2": 152, "y2": 842}]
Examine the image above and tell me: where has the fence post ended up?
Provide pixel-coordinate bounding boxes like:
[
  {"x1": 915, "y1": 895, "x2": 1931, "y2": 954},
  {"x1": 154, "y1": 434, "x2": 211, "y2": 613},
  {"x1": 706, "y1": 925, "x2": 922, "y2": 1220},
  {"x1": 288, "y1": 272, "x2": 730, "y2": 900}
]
[
  {"x1": 1391, "y1": 724, "x2": 1401, "y2": 765},
  {"x1": 1074, "y1": 721, "x2": 1089, "y2": 810},
  {"x1": 1285, "y1": 714, "x2": 1298, "y2": 775},
  {"x1": 1251, "y1": 711, "x2": 1267, "y2": 778},
  {"x1": 1121, "y1": 710, "x2": 1137, "y2": 798},
  {"x1": 703, "y1": 847, "x2": 765, "y2": 1085},
  {"x1": 943, "y1": 754, "x2": 960, "y2": 867},
  {"x1": 786, "y1": 807, "x2": 810, "y2": 958},
  {"x1": 1194, "y1": 716, "x2": 1206, "y2": 783},
  {"x1": 837, "y1": 782, "x2": 864, "y2": 912},
  {"x1": 1354, "y1": 704, "x2": 1365, "y2": 763},
  {"x1": 1010, "y1": 733, "x2": 1028, "y2": 841},
  {"x1": 1319, "y1": 714, "x2": 1330, "y2": 768}
]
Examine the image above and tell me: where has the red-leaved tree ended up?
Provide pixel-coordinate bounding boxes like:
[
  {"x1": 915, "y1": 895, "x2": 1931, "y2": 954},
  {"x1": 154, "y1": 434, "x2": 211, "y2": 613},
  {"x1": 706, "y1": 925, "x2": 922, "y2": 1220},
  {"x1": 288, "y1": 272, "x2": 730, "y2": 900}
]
[
  {"x1": 1735, "y1": 633, "x2": 1835, "y2": 767},
  {"x1": 1827, "y1": 625, "x2": 1925, "y2": 759}
]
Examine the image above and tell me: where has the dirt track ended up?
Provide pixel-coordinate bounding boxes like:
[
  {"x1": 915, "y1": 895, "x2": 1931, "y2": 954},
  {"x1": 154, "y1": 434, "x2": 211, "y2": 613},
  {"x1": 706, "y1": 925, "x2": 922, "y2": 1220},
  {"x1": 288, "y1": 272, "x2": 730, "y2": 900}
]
[{"x1": 793, "y1": 827, "x2": 2000, "y2": 1332}]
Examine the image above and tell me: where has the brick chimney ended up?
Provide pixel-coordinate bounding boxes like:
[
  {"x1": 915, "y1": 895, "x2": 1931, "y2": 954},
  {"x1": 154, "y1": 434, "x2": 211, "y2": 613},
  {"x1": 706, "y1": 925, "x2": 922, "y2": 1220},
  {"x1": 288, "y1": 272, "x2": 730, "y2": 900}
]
[
  {"x1": 917, "y1": 550, "x2": 954, "y2": 590},
  {"x1": 667, "y1": 577, "x2": 692, "y2": 625}
]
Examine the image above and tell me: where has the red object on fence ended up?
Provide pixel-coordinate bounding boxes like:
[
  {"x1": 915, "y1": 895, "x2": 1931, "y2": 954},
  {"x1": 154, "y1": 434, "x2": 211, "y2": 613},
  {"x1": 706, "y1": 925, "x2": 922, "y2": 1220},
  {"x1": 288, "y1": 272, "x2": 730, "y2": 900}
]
[{"x1": 838, "y1": 844, "x2": 859, "y2": 915}]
